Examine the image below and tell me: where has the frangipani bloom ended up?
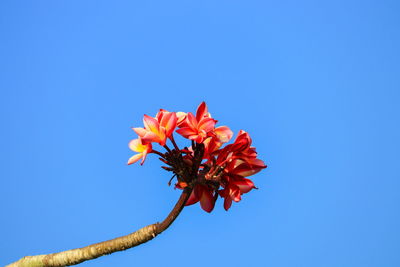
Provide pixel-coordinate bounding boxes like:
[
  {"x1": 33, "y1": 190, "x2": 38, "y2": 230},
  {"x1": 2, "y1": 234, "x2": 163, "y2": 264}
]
[
  {"x1": 176, "y1": 102, "x2": 217, "y2": 143},
  {"x1": 128, "y1": 102, "x2": 267, "y2": 212},
  {"x1": 133, "y1": 115, "x2": 167, "y2": 146},
  {"x1": 216, "y1": 130, "x2": 260, "y2": 166},
  {"x1": 203, "y1": 126, "x2": 233, "y2": 159},
  {"x1": 127, "y1": 138, "x2": 152, "y2": 165},
  {"x1": 155, "y1": 109, "x2": 177, "y2": 138},
  {"x1": 219, "y1": 174, "x2": 256, "y2": 210},
  {"x1": 133, "y1": 111, "x2": 177, "y2": 146}
]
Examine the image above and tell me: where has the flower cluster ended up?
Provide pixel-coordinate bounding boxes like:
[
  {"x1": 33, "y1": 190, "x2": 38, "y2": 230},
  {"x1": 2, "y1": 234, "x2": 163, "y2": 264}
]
[{"x1": 128, "y1": 102, "x2": 267, "y2": 212}]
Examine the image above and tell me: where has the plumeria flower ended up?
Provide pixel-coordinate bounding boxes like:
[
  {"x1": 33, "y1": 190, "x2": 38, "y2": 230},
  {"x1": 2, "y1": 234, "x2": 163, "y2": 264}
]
[
  {"x1": 127, "y1": 138, "x2": 152, "y2": 165},
  {"x1": 219, "y1": 174, "x2": 256, "y2": 210},
  {"x1": 133, "y1": 115, "x2": 167, "y2": 146},
  {"x1": 155, "y1": 109, "x2": 177, "y2": 138},
  {"x1": 176, "y1": 102, "x2": 217, "y2": 143},
  {"x1": 128, "y1": 102, "x2": 267, "y2": 212},
  {"x1": 216, "y1": 130, "x2": 261, "y2": 166},
  {"x1": 203, "y1": 126, "x2": 233, "y2": 159},
  {"x1": 133, "y1": 110, "x2": 177, "y2": 147}
]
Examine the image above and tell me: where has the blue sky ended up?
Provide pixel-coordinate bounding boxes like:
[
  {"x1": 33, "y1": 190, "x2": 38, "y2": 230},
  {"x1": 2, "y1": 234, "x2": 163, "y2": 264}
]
[{"x1": 1, "y1": 1, "x2": 400, "y2": 266}]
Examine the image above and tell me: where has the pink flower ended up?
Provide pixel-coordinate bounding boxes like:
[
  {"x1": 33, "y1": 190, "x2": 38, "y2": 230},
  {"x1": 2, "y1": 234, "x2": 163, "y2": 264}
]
[
  {"x1": 133, "y1": 115, "x2": 167, "y2": 146},
  {"x1": 127, "y1": 138, "x2": 152, "y2": 165},
  {"x1": 155, "y1": 109, "x2": 177, "y2": 138},
  {"x1": 133, "y1": 111, "x2": 177, "y2": 146}
]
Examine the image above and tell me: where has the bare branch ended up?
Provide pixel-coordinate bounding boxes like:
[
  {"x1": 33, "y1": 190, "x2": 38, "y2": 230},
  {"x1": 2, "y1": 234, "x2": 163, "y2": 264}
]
[{"x1": 7, "y1": 187, "x2": 193, "y2": 267}]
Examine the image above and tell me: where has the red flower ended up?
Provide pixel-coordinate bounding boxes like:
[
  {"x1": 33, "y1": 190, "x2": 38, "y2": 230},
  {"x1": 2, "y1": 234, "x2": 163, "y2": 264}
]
[
  {"x1": 216, "y1": 130, "x2": 265, "y2": 167},
  {"x1": 219, "y1": 175, "x2": 256, "y2": 210},
  {"x1": 185, "y1": 183, "x2": 216, "y2": 213},
  {"x1": 128, "y1": 102, "x2": 267, "y2": 212},
  {"x1": 212, "y1": 130, "x2": 266, "y2": 210},
  {"x1": 176, "y1": 102, "x2": 217, "y2": 143}
]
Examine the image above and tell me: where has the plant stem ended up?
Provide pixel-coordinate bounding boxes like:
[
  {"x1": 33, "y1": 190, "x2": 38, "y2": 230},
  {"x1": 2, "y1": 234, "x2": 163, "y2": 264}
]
[
  {"x1": 7, "y1": 187, "x2": 193, "y2": 267},
  {"x1": 152, "y1": 149, "x2": 166, "y2": 158},
  {"x1": 169, "y1": 135, "x2": 180, "y2": 151},
  {"x1": 163, "y1": 145, "x2": 172, "y2": 154}
]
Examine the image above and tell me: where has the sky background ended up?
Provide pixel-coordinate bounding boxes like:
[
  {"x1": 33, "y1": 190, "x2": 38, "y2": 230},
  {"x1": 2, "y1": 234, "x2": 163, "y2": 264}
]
[{"x1": 1, "y1": 1, "x2": 400, "y2": 266}]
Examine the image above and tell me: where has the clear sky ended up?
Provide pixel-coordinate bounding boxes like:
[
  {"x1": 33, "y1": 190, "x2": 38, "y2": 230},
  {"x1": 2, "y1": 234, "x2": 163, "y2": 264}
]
[{"x1": 1, "y1": 1, "x2": 400, "y2": 266}]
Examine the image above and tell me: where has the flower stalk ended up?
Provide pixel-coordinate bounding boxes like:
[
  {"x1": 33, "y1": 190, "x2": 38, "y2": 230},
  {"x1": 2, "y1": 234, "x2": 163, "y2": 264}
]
[{"x1": 7, "y1": 187, "x2": 193, "y2": 267}]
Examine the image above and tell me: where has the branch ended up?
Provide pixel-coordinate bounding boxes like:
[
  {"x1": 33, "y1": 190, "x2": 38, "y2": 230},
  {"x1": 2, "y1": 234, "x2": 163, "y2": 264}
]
[{"x1": 7, "y1": 187, "x2": 193, "y2": 267}]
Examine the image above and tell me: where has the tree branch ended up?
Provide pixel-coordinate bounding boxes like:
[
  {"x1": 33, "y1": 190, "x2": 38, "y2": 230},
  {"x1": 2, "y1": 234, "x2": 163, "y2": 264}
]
[{"x1": 7, "y1": 187, "x2": 193, "y2": 267}]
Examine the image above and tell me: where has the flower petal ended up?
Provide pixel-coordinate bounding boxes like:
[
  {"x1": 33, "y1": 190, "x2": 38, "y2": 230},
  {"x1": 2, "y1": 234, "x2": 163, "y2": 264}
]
[
  {"x1": 133, "y1": 127, "x2": 147, "y2": 138},
  {"x1": 127, "y1": 153, "x2": 143, "y2": 165},
  {"x1": 199, "y1": 186, "x2": 215, "y2": 213},
  {"x1": 223, "y1": 196, "x2": 233, "y2": 211},
  {"x1": 234, "y1": 177, "x2": 256, "y2": 194},
  {"x1": 140, "y1": 148, "x2": 149, "y2": 165},
  {"x1": 186, "y1": 112, "x2": 198, "y2": 128},
  {"x1": 176, "y1": 112, "x2": 187, "y2": 127},
  {"x1": 176, "y1": 127, "x2": 197, "y2": 138},
  {"x1": 196, "y1": 101, "x2": 208, "y2": 121},
  {"x1": 231, "y1": 163, "x2": 264, "y2": 177},
  {"x1": 140, "y1": 131, "x2": 161, "y2": 144},
  {"x1": 203, "y1": 137, "x2": 223, "y2": 157},
  {"x1": 160, "y1": 112, "x2": 177, "y2": 137},
  {"x1": 214, "y1": 126, "x2": 233, "y2": 143},
  {"x1": 143, "y1": 114, "x2": 161, "y2": 134},
  {"x1": 155, "y1": 109, "x2": 167, "y2": 122},
  {"x1": 232, "y1": 130, "x2": 252, "y2": 151},
  {"x1": 198, "y1": 117, "x2": 216, "y2": 132},
  {"x1": 128, "y1": 138, "x2": 145, "y2": 152},
  {"x1": 185, "y1": 192, "x2": 199, "y2": 206},
  {"x1": 246, "y1": 158, "x2": 267, "y2": 168},
  {"x1": 185, "y1": 185, "x2": 201, "y2": 206},
  {"x1": 230, "y1": 185, "x2": 242, "y2": 202}
]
